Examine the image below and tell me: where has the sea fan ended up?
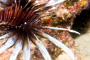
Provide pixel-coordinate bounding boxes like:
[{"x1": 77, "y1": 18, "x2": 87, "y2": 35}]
[{"x1": 0, "y1": 0, "x2": 80, "y2": 60}]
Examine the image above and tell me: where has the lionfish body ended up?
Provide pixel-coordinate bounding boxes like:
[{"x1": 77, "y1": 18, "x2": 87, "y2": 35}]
[{"x1": 0, "y1": 0, "x2": 80, "y2": 60}]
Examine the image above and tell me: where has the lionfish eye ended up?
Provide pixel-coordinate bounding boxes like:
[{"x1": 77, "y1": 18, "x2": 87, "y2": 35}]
[{"x1": 0, "y1": 0, "x2": 80, "y2": 60}]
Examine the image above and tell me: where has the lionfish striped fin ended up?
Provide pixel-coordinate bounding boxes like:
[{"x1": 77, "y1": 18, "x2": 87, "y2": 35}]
[
  {"x1": 42, "y1": 26, "x2": 80, "y2": 35},
  {"x1": 9, "y1": 40, "x2": 22, "y2": 60},
  {"x1": 23, "y1": 38, "x2": 30, "y2": 60},
  {"x1": 0, "y1": 5, "x2": 34, "y2": 25},
  {"x1": 28, "y1": 31, "x2": 51, "y2": 60},
  {"x1": 0, "y1": 33, "x2": 10, "y2": 39},
  {"x1": 46, "y1": 0, "x2": 65, "y2": 6},
  {"x1": 37, "y1": 30, "x2": 74, "y2": 60},
  {"x1": 0, "y1": 35, "x2": 16, "y2": 53},
  {"x1": 33, "y1": 33, "x2": 51, "y2": 60}
]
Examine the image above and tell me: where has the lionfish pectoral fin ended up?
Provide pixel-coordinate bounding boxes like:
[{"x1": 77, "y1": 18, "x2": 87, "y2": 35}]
[
  {"x1": 0, "y1": 35, "x2": 16, "y2": 53},
  {"x1": 23, "y1": 38, "x2": 30, "y2": 60},
  {"x1": 34, "y1": 0, "x2": 65, "y2": 13},
  {"x1": 33, "y1": 4, "x2": 46, "y2": 10},
  {"x1": 42, "y1": 26, "x2": 80, "y2": 35},
  {"x1": 32, "y1": 33, "x2": 51, "y2": 60},
  {"x1": 28, "y1": 31, "x2": 51, "y2": 60},
  {"x1": 46, "y1": 0, "x2": 65, "y2": 6},
  {"x1": 0, "y1": 33, "x2": 10, "y2": 39},
  {"x1": 9, "y1": 40, "x2": 22, "y2": 60},
  {"x1": 37, "y1": 30, "x2": 74, "y2": 60}
]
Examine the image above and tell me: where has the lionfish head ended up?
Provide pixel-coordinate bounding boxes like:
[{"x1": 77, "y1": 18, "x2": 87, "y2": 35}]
[{"x1": 0, "y1": 0, "x2": 80, "y2": 60}]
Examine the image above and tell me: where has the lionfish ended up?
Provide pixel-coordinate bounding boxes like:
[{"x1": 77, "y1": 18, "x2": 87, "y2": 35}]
[{"x1": 0, "y1": 0, "x2": 80, "y2": 60}]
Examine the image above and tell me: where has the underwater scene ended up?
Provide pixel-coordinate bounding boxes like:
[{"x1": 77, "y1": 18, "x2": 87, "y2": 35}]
[{"x1": 0, "y1": 0, "x2": 89, "y2": 60}]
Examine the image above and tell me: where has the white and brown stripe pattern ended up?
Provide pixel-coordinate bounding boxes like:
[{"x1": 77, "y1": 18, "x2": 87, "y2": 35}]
[{"x1": 0, "y1": 0, "x2": 79, "y2": 60}]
